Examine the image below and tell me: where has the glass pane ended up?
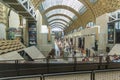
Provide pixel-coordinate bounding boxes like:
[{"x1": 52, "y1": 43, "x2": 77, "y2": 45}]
[
  {"x1": 50, "y1": 23, "x2": 66, "y2": 27},
  {"x1": 46, "y1": 9, "x2": 76, "y2": 19},
  {"x1": 50, "y1": 23, "x2": 66, "y2": 28},
  {"x1": 48, "y1": 16, "x2": 71, "y2": 22},
  {"x1": 51, "y1": 26, "x2": 65, "y2": 29},
  {"x1": 79, "y1": 6, "x2": 87, "y2": 15},
  {"x1": 52, "y1": 28, "x2": 63, "y2": 31},
  {"x1": 86, "y1": 22, "x2": 95, "y2": 27},
  {"x1": 89, "y1": 0, "x2": 98, "y2": 3},
  {"x1": 51, "y1": 25, "x2": 65, "y2": 29},
  {"x1": 42, "y1": 0, "x2": 84, "y2": 12},
  {"x1": 49, "y1": 20, "x2": 69, "y2": 26}
]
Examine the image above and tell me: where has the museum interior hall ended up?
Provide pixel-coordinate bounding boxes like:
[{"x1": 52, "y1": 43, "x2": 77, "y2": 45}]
[{"x1": 1, "y1": 0, "x2": 120, "y2": 80}]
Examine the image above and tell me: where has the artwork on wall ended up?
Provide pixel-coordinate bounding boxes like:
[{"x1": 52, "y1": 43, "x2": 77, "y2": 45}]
[
  {"x1": 108, "y1": 23, "x2": 114, "y2": 44},
  {"x1": 8, "y1": 27, "x2": 22, "y2": 40},
  {"x1": 28, "y1": 22, "x2": 37, "y2": 46}
]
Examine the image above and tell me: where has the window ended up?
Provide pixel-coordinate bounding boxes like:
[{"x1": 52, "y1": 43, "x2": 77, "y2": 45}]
[
  {"x1": 86, "y1": 22, "x2": 95, "y2": 28},
  {"x1": 89, "y1": 0, "x2": 98, "y2": 3},
  {"x1": 79, "y1": 6, "x2": 87, "y2": 15}
]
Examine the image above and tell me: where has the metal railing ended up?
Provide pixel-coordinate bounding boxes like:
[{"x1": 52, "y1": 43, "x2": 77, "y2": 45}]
[
  {"x1": 1, "y1": 69, "x2": 120, "y2": 80},
  {"x1": 0, "y1": 74, "x2": 42, "y2": 80},
  {"x1": 0, "y1": 55, "x2": 119, "y2": 63},
  {"x1": 0, "y1": 55, "x2": 120, "y2": 78}
]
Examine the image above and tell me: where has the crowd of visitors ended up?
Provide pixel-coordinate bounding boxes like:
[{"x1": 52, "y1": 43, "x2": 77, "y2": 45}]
[{"x1": 47, "y1": 38, "x2": 120, "y2": 63}]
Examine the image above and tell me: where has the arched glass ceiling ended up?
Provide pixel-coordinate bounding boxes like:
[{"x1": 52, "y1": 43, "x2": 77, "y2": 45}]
[
  {"x1": 42, "y1": 0, "x2": 84, "y2": 12},
  {"x1": 48, "y1": 16, "x2": 71, "y2": 22},
  {"x1": 45, "y1": 9, "x2": 77, "y2": 19},
  {"x1": 49, "y1": 20, "x2": 69, "y2": 26}
]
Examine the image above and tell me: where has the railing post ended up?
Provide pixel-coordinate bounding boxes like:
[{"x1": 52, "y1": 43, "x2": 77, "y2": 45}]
[
  {"x1": 74, "y1": 57, "x2": 77, "y2": 71},
  {"x1": 15, "y1": 60, "x2": 19, "y2": 76},
  {"x1": 98, "y1": 56, "x2": 103, "y2": 69},
  {"x1": 42, "y1": 75, "x2": 45, "y2": 80},
  {"x1": 40, "y1": 75, "x2": 42, "y2": 80},
  {"x1": 91, "y1": 71, "x2": 95, "y2": 80},
  {"x1": 46, "y1": 58, "x2": 49, "y2": 73}
]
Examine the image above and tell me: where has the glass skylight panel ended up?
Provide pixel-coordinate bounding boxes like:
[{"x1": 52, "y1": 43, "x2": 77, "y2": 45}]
[
  {"x1": 45, "y1": 9, "x2": 76, "y2": 19},
  {"x1": 86, "y1": 22, "x2": 95, "y2": 27},
  {"x1": 79, "y1": 6, "x2": 87, "y2": 15},
  {"x1": 89, "y1": 0, "x2": 98, "y2": 3},
  {"x1": 50, "y1": 23, "x2": 66, "y2": 28},
  {"x1": 48, "y1": 19, "x2": 70, "y2": 24},
  {"x1": 49, "y1": 20, "x2": 68, "y2": 26},
  {"x1": 51, "y1": 28, "x2": 63, "y2": 31},
  {"x1": 48, "y1": 16, "x2": 71, "y2": 22},
  {"x1": 51, "y1": 25, "x2": 65, "y2": 29},
  {"x1": 51, "y1": 25, "x2": 65, "y2": 28},
  {"x1": 64, "y1": 0, "x2": 84, "y2": 12},
  {"x1": 51, "y1": 26, "x2": 65, "y2": 30},
  {"x1": 42, "y1": 0, "x2": 84, "y2": 12}
]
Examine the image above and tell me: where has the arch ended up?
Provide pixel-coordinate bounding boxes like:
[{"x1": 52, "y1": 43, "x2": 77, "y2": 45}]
[
  {"x1": 51, "y1": 26, "x2": 65, "y2": 30},
  {"x1": 45, "y1": 9, "x2": 76, "y2": 19},
  {"x1": 47, "y1": 14, "x2": 73, "y2": 21},
  {"x1": 50, "y1": 24, "x2": 66, "y2": 29},
  {"x1": 48, "y1": 16, "x2": 71, "y2": 23},
  {"x1": 49, "y1": 22, "x2": 68, "y2": 28},
  {"x1": 49, "y1": 20, "x2": 69, "y2": 26},
  {"x1": 48, "y1": 19, "x2": 70, "y2": 24},
  {"x1": 78, "y1": 0, "x2": 96, "y2": 19},
  {"x1": 43, "y1": 5, "x2": 81, "y2": 17},
  {"x1": 50, "y1": 23, "x2": 66, "y2": 28}
]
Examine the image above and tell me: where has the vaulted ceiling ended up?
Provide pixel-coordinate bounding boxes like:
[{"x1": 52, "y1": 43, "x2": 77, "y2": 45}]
[{"x1": 31, "y1": 0, "x2": 120, "y2": 33}]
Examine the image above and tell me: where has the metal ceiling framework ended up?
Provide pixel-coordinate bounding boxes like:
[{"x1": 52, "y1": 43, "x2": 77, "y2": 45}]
[{"x1": 0, "y1": 0, "x2": 36, "y2": 21}]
